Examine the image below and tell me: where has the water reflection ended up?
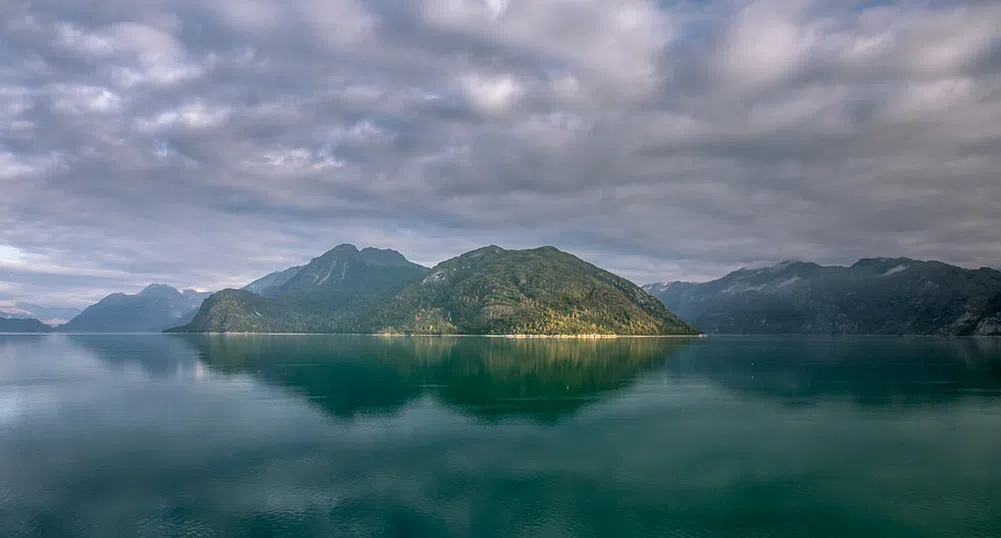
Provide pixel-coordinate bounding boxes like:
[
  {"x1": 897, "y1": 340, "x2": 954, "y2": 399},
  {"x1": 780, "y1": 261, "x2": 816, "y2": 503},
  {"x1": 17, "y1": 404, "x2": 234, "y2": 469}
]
[
  {"x1": 663, "y1": 336, "x2": 1001, "y2": 406},
  {"x1": 3, "y1": 335, "x2": 1001, "y2": 537},
  {"x1": 66, "y1": 333, "x2": 203, "y2": 379},
  {"x1": 184, "y1": 335, "x2": 696, "y2": 422},
  {"x1": 56, "y1": 333, "x2": 1001, "y2": 414}
]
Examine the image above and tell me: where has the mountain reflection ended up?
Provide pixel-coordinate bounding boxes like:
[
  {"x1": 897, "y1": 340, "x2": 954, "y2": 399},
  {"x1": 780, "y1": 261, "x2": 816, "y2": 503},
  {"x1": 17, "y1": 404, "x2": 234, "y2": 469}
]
[
  {"x1": 664, "y1": 336, "x2": 1001, "y2": 406},
  {"x1": 65, "y1": 333, "x2": 203, "y2": 378},
  {"x1": 68, "y1": 334, "x2": 1001, "y2": 413},
  {"x1": 183, "y1": 335, "x2": 695, "y2": 422}
]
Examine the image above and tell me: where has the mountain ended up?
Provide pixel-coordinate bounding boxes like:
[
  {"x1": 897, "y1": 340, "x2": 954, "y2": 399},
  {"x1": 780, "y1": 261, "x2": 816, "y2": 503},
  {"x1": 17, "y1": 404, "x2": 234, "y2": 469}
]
[
  {"x1": 174, "y1": 245, "x2": 429, "y2": 333},
  {"x1": 644, "y1": 258, "x2": 1001, "y2": 335},
  {"x1": 0, "y1": 302, "x2": 81, "y2": 326},
  {"x1": 57, "y1": 284, "x2": 211, "y2": 333},
  {"x1": 0, "y1": 316, "x2": 52, "y2": 333},
  {"x1": 275, "y1": 245, "x2": 429, "y2": 314},
  {"x1": 349, "y1": 246, "x2": 696, "y2": 335},
  {"x1": 242, "y1": 265, "x2": 303, "y2": 298},
  {"x1": 174, "y1": 245, "x2": 697, "y2": 335},
  {"x1": 170, "y1": 289, "x2": 308, "y2": 333}
]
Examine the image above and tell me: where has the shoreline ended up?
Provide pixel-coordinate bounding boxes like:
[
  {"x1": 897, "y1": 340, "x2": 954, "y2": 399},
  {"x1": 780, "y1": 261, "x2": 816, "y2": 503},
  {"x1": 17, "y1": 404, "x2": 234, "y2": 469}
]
[{"x1": 161, "y1": 332, "x2": 707, "y2": 338}]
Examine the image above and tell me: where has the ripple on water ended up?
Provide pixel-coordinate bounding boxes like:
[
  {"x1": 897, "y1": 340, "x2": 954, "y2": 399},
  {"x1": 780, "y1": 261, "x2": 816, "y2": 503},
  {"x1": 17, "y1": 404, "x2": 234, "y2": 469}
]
[{"x1": 135, "y1": 517, "x2": 217, "y2": 538}]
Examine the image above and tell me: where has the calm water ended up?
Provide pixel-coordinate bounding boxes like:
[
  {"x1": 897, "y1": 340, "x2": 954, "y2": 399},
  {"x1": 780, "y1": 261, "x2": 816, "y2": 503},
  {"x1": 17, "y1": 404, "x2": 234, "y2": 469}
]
[{"x1": 2, "y1": 335, "x2": 1001, "y2": 537}]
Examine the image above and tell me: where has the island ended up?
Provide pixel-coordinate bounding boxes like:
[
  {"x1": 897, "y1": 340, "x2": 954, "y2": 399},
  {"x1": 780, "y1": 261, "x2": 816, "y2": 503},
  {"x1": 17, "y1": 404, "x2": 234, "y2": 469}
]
[{"x1": 168, "y1": 244, "x2": 699, "y2": 336}]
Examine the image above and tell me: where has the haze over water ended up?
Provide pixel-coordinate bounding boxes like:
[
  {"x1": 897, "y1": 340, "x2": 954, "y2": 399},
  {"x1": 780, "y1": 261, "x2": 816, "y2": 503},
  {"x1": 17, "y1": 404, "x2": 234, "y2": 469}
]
[{"x1": 2, "y1": 334, "x2": 1000, "y2": 537}]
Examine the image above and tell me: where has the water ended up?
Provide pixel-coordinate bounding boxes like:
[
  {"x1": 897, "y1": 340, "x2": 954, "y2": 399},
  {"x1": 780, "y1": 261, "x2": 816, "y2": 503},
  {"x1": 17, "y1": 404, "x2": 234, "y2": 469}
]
[{"x1": 2, "y1": 334, "x2": 1001, "y2": 537}]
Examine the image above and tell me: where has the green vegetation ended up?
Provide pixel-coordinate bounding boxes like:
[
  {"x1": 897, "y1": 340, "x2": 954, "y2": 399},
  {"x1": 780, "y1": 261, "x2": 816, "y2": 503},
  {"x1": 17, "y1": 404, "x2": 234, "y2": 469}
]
[
  {"x1": 170, "y1": 245, "x2": 698, "y2": 336},
  {"x1": 353, "y1": 246, "x2": 697, "y2": 335},
  {"x1": 166, "y1": 290, "x2": 312, "y2": 333},
  {"x1": 172, "y1": 244, "x2": 428, "y2": 333},
  {"x1": 646, "y1": 258, "x2": 1001, "y2": 335}
]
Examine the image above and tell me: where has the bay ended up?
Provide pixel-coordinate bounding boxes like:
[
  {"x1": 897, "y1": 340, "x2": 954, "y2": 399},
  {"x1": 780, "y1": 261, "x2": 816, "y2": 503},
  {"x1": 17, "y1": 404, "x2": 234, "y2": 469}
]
[{"x1": 1, "y1": 334, "x2": 1000, "y2": 537}]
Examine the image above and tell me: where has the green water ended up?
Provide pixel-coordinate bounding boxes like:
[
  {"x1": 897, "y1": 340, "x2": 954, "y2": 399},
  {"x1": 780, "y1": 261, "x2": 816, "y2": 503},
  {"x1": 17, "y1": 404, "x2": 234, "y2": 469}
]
[{"x1": 2, "y1": 334, "x2": 1000, "y2": 537}]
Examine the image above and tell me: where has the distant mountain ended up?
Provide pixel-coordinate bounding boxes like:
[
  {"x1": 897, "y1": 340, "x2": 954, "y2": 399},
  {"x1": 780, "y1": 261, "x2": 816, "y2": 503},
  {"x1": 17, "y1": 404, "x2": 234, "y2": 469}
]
[
  {"x1": 173, "y1": 245, "x2": 697, "y2": 336},
  {"x1": 242, "y1": 265, "x2": 303, "y2": 298},
  {"x1": 175, "y1": 245, "x2": 429, "y2": 333},
  {"x1": 0, "y1": 302, "x2": 81, "y2": 326},
  {"x1": 0, "y1": 316, "x2": 52, "y2": 333},
  {"x1": 57, "y1": 284, "x2": 211, "y2": 333},
  {"x1": 644, "y1": 258, "x2": 1001, "y2": 335}
]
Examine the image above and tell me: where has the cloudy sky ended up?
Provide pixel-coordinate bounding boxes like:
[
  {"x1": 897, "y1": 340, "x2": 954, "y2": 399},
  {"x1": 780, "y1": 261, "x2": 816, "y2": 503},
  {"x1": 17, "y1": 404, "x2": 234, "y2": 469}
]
[{"x1": 2, "y1": 0, "x2": 1000, "y2": 307}]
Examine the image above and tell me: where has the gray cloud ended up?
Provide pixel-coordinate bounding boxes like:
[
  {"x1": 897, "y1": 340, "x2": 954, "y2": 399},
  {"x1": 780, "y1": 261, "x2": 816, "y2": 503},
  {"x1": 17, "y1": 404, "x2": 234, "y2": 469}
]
[{"x1": 2, "y1": 0, "x2": 1000, "y2": 306}]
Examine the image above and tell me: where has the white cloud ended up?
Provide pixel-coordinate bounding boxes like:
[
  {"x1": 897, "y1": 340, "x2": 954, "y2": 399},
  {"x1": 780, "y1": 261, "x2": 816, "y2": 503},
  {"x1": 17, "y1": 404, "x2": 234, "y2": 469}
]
[
  {"x1": 55, "y1": 22, "x2": 118, "y2": 58},
  {"x1": 458, "y1": 72, "x2": 525, "y2": 115},
  {"x1": 50, "y1": 84, "x2": 124, "y2": 114},
  {"x1": 712, "y1": 0, "x2": 818, "y2": 91},
  {"x1": 0, "y1": 245, "x2": 27, "y2": 264},
  {"x1": 0, "y1": 150, "x2": 64, "y2": 180},
  {"x1": 135, "y1": 101, "x2": 231, "y2": 131},
  {"x1": 1, "y1": 0, "x2": 1001, "y2": 306}
]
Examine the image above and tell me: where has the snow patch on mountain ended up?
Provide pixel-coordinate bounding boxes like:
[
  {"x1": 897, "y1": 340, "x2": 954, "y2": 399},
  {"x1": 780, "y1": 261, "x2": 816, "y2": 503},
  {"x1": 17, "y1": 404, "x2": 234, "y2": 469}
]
[
  {"x1": 881, "y1": 265, "x2": 909, "y2": 277},
  {"x1": 776, "y1": 276, "x2": 802, "y2": 288}
]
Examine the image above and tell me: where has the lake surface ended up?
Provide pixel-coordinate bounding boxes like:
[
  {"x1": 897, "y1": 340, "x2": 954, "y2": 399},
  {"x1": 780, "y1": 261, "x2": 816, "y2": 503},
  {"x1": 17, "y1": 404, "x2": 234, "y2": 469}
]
[{"x1": 2, "y1": 334, "x2": 1001, "y2": 537}]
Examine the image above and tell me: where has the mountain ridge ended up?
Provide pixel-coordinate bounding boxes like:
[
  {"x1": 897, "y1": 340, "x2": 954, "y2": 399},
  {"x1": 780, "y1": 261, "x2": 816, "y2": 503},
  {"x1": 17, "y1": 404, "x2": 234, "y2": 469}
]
[
  {"x1": 174, "y1": 244, "x2": 430, "y2": 333},
  {"x1": 0, "y1": 302, "x2": 82, "y2": 326},
  {"x1": 172, "y1": 245, "x2": 697, "y2": 336},
  {"x1": 57, "y1": 285, "x2": 211, "y2": 333},
  {"x1": 644, "y1": 258, "x2": 1001, "y2": 335},
  {"x1": 242, "y1": 266, "x2": 304, "y2": 298},
  {"x1": 0, "y1": 316, "x2": 53, "y2": 333}
]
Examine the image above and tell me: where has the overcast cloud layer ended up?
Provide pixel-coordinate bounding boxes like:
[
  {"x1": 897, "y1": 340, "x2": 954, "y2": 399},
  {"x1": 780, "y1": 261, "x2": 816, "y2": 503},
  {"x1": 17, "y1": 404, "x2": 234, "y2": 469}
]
[{"x1": 2, "y1": 0, "x2": 1001, "y2": 307}]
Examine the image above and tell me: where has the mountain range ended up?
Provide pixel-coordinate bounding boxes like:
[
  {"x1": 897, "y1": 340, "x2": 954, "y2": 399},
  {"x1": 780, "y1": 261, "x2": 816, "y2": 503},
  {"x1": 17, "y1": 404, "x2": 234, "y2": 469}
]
[
  {"x1": 56, "y1": 284, "x2": 211, "y2": 333},
  {"x1": 0, "y1": 316, "x2": 53, "y2": 333},
  {"x1": 173, "y1": 244, "x2": 696, "y2": 336},
  {"x1": 7, "y1": 249, "x2": 1001, "y2": 336},
  {"x1": 644, "y1": 258, "x2": 1001, "y2": 336},
  {"x1": 176, "y1": 244, "x2": 429, "y2": 333},
  {"x1": 0, "y1": 302, "x2": 81, "y2": 326}
]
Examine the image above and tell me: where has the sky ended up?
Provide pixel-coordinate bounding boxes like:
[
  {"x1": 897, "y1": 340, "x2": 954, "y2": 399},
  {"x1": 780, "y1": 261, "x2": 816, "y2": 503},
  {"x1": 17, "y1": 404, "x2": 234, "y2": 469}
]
[{"x1": 2, "y1": 0, "x2": 1000, "y2": 308}]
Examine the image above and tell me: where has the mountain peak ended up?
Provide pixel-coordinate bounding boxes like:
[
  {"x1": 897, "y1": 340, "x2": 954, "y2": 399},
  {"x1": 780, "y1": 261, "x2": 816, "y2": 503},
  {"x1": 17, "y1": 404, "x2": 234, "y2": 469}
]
[
  {"x1": 321, "y1": 244, "x2": 359, "y2": 256},
  {"x1": 367, "y1": 245, "x2": 697, "y2": 335},
  {"x1": 141, "y1": 283, "x2": 177, "y2": 292},
  {"x1": 853, "y1": 256, "x2": 914, "y2": 265},
  {"x1": 58, "y1": 283, "x2": 208, "y2": 332},
  {"x1": 459, "y1": 245, "x2": 506, "y2": 260},
  {"x1": 139, "y1": 284, "x2": 182, "y2": 299},
  {"x1": 252, "y1": 244, "x2": 428, "y2": 316},
  {"x1": 358, "y1": 247, "x2": 413, "y2": 267},
  {"x1": 850, "y1": 257, "x2": 917, "y2": 271}
]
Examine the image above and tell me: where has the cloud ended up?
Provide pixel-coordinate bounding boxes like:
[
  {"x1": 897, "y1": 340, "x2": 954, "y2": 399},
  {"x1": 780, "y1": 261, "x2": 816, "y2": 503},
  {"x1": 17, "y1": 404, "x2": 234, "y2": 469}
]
[{"x1": 1, "y1": 0, "x2": 1000, "y2": 306}]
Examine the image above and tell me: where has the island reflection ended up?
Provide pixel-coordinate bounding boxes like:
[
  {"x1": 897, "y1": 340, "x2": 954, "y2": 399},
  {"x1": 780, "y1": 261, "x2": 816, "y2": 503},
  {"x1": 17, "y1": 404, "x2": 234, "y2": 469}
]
[{"x1": 182, "y1": 335, "x2": 696, "y2": 422}]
